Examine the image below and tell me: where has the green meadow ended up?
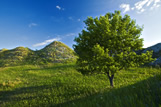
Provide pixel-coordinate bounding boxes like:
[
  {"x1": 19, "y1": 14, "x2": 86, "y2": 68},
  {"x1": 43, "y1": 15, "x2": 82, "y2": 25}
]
[{"x1": 0, "y1": 63, "x2": 161, "y2": 107}]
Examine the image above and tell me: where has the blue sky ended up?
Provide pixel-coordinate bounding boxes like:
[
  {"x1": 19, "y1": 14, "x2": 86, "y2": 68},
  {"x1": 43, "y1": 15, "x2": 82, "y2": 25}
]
[{"x1": 0, "y1": 0, "x2": 161, "y2": 50}]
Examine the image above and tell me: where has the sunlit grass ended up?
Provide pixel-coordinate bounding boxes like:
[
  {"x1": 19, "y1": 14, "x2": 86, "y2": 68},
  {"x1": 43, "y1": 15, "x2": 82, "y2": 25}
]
[{"x1": 0, "y1": 63, "x2": 160, "y2": 107}]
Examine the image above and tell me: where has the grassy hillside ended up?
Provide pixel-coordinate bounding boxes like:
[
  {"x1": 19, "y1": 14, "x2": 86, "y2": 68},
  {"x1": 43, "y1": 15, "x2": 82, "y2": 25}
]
[
  {"x1": 37, "y1": 41, "x2": 76, "y2": 64},
  {"x1": 0, "y1": 63, "x2": 160, "y2": 107},
  {"x1": 0, "y1": 41, "x2": 76, "y2": 67},
  {"x1": 0, "y1": 47, "x2": 33, "y2": 67}
]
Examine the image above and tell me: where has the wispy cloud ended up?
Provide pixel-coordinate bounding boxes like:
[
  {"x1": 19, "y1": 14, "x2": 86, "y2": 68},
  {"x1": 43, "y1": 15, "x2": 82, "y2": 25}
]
[
  {"x1": 65, "y1": 33, "x2": 75, "y2": 36},
  {"x1": 77, "y1": 19, "x2": 81, "y2": 22},
  {"x1": 32, "y1": 32, "x2": 75, "y2": 47},
  {"x1": 68, "y1": 17, "x2": 81, "y2": 22},
  {"x1": 68, "y1": 17, "x2": 73, "y2": 20},
  {"x1": 120, "y1": 4, "x2": 131, "y2": 13},
  {"x1": 56, "y1": 5, "x2": 64, "y2": 10},
  {"x1": 147, "y1": 0, "x2": 154, "y2": 6},
  {"x1": 33, "y1": 37, "x2": 61, "y2": 47},
  {"x1": 56, "y1": 6, "x2": 61, "y2": 10},
  {"x1": 120, "y1": 0, "x2": 161, "y2": 13},
  {"x1": 28, "y1": 23, "x2": 38, "y2": 28},
  {"x1": 150, "y1": 0, "x2": 161, "y2": 10},
  {"x1": 135, "y1": 0, "x2": 149, "y2": 10}
]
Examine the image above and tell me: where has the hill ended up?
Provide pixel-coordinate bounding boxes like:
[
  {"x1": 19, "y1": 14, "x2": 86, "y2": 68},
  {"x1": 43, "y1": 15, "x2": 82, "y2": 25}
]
[
  {"x1": 38, "y1": 41, "x2": 76, "y2": 63},
  {"x1": 0, "y1": 47, "x2": 33, "y2": 67},
  {"x1": 142, "y1": 43, "x2": 161, "y2": 66},
  {"x1": 0, "y1": 41, "x2": 76, "y2": 67}
]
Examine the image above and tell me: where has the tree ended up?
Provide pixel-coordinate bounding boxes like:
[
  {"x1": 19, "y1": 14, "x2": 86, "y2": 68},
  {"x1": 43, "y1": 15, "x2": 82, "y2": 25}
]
[{"x1": 73, "y1": 11, "x2": 154, "y2": 87}]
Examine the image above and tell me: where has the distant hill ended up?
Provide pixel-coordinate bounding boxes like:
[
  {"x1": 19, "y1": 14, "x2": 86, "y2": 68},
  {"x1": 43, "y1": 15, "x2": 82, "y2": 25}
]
[
  {"x1": 0, "y1": 41, "x2": 76, "y2": 67},
  {"x1": 142, "y1": 43, "x2": 161, "y2": 66},
  {"x1": 143, "y1": 43, "x2": 161, "y2": 53}
]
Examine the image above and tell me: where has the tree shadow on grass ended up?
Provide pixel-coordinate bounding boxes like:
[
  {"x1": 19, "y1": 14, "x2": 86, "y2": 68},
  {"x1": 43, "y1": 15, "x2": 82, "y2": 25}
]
[
  {"x1": 0, "y1": 85, "x2": 55, "y2": 103},
  {"x1": 57, "y1": 73, "x2": 161, "y2": 107},
  {"x1": 0, "y1": 81, "x2": 70, "y2": 107}
]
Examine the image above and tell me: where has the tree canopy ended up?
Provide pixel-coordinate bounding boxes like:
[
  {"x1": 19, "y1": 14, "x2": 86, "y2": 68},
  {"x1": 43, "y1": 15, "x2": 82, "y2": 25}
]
[{"x1": 73, "y1": 11, "x2": 154, "y2": 87}]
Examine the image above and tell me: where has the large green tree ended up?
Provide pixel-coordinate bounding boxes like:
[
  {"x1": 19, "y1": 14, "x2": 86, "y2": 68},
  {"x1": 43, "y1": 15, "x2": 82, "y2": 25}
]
[{"x1": 73, "y1": 11, "x2": 154, "y2": 87}]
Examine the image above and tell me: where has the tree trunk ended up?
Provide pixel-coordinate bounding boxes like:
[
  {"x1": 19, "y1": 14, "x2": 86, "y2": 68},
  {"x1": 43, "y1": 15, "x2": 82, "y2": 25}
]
[{"x1": 107, "y1": 72, "x2": 114, "y2": 87}]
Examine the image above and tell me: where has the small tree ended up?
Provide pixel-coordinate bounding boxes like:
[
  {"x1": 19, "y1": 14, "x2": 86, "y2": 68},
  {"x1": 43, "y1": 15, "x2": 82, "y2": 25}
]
[{"x1": 73, "y1": 11, "x2": 154, "y2": 87}]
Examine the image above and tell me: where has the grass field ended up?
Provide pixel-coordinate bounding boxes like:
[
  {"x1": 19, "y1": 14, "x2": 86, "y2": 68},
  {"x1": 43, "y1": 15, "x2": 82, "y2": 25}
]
[{"x1": 0, "y1": 63, "x2": 161, "y2": 107}]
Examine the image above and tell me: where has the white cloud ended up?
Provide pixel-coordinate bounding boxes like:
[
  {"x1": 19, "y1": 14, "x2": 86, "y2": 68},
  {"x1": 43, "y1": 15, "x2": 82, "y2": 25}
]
[
  {"x1": 56, "y1": 5, "x2": 64, "y2": 10},
  {"x1": 131, "y1": 7, "x2": 135, "y2": 10},
  {"x1": 147, "y1": 0, "x2": 153, "y2": 6},
  {"x1": 135, "y1": 0, "x2": 149, "y2": 10},
  {"x1": 65, "y1": 33, "x2": 75, "y2": 36},
  {"x1": 141, "y1": 8, "x2": 146, "y2": 12},
  {"x1": 151, "y1": 0, "x2": 161, "y2": 10},
  {"x1": 120, "y1": 4, "x2": 131, "y2": 13},
  {"x1": 33, "y1": 37, "x2": 61, "y2": 47},
  {"x1": 68, "y1": 17, "x2": 81, "y2": 22},
  {"x1": 120, "y1": 0, "x2": 161, "y2": 14},
  {"x1": 135, "y1": 0, "x2": 161, "y2": 13},
  {"x1": 28, "y1": 23, "x2": 38, "y2": 28},
  {"x1": 56, "y1": 5, "x2": 61, "y2": 10},
  {"x1": 68, "y1": 17, "x2": 73, "y2": 20}
]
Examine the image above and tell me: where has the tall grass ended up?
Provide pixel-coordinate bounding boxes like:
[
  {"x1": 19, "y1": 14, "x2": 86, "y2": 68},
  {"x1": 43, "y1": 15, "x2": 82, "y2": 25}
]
[{"x1": 0, "y1": 63, "x2": 160, "y2": 107}]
